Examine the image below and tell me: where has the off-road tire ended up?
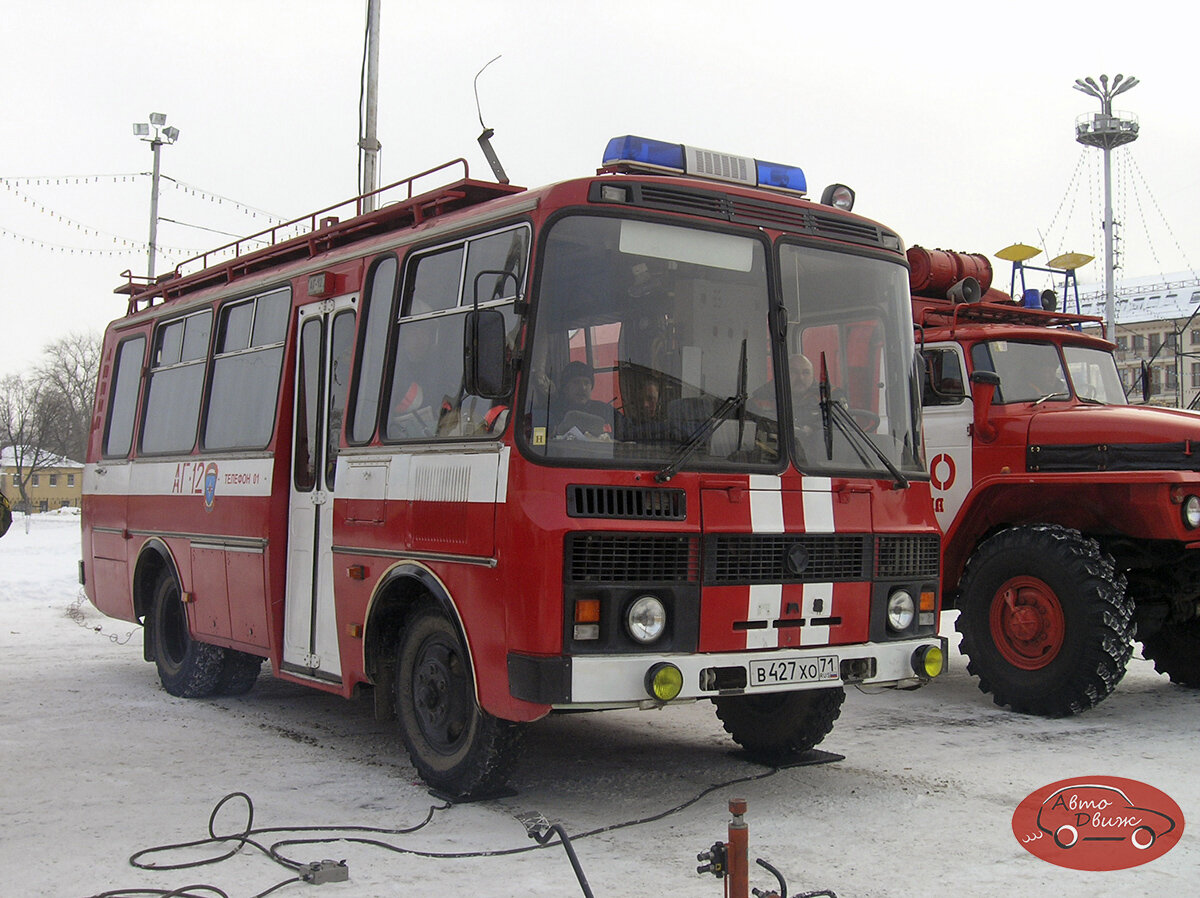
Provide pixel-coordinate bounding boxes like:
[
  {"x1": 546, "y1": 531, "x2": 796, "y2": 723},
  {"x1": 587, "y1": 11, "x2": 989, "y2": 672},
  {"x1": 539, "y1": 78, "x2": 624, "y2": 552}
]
[
  {"x1": 1141, "y1": 620, "x2": 1200, "y2": 687},
  {"x1": 149, "y1": 571, "x2": 224, "y2": 698},
  {"x1": 714, "y1": 687, "x2": 845, "y2": 764},
  {"x1": 215, "y1": 649, "x2": 264, "y2": 696},
  {"x1": 394, "y1": 606, "x2": 524, "y2": 798},
  {"x1": 956, "y1": 524, "x2": 1133, "y2": 716}
]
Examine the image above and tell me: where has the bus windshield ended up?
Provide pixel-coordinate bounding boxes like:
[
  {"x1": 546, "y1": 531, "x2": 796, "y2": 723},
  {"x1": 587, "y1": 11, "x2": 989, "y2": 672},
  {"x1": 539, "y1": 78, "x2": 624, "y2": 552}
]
[
  {"x1": 779, "y1": 244, "x2": 925, "y2": 478},
  {"x1": 522, "y1": 214, "x2": 779, "y2": 471}
]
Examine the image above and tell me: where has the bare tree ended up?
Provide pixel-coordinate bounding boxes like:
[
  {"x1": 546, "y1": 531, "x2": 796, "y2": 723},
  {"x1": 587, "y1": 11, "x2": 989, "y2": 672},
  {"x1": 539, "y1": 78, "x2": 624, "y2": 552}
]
[
  {"x1": 35, "y1": 331, "x2": 101, "y2": 462},
  {"x1": 0, "y1": 374, "x2": 64, "y2": 512}
]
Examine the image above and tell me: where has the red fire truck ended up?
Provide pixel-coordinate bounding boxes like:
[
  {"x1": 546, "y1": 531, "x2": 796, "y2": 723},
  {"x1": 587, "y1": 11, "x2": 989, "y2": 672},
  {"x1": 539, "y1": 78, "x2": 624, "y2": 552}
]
[
  {"x1": 81, "y1": 136, "x2": 944, "y2": 798},
  {"x1": 913, "y1": 245, "x2": 1200, "y2": 716}
]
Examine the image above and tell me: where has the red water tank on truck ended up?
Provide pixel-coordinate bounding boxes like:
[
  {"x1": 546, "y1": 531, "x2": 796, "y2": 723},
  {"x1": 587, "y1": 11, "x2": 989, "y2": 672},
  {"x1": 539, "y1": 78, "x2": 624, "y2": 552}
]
[{"x1": 912, "y1": 245, "x2": 1200, "y2": 716}]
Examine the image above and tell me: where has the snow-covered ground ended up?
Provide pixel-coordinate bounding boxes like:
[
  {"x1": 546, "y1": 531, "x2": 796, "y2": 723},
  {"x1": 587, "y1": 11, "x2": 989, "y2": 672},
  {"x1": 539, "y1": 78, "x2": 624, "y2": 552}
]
[{"x1": 1, "y1": 513, "x2": 1195, "y2": 898}]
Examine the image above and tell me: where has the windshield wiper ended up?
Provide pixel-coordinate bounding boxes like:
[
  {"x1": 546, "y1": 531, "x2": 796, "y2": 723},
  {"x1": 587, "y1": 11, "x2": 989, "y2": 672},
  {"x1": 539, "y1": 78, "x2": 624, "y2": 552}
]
[
  {"x1": 816, "y1": 349, "x2": 907, "y2": 489},
  {"x1": 1032, "y1": 391, "x2": 1070, "y2": 406},
  {"x1": 655, "y1": 341, "x2": 747, "y2": 483},
  {"x1": 822, "y1": 400, "x2": 909, "y2": 488}
]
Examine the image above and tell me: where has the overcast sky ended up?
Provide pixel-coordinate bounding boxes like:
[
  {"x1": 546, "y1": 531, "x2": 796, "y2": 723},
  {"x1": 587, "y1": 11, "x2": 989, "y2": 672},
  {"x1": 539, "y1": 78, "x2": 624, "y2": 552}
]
[{"x1": 1, "y1": 0, "x2": 1195, "y2": 376}]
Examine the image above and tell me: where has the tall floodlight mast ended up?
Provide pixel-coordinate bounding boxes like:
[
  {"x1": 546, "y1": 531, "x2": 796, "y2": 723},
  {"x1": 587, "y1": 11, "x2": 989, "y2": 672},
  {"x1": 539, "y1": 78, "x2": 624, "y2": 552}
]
[
  {"x1": 1073, "y1": 74, "x2": 1139, "y2": 336},
  {"x1": 132, "y1": 113, "x2": 180, "y2": 280}
]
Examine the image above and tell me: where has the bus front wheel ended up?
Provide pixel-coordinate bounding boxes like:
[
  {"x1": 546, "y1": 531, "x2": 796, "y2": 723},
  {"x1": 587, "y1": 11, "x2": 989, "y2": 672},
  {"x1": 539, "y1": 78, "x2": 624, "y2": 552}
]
[
  {"x1": 714, "y1": 686, "x2": 845, "y2": 764},
  {"x1": 148, "y1": 571, "x2": 224, "y2": 698},
  {"x1": 393, "y1": 606, "x2": 524, "y2": 799}
]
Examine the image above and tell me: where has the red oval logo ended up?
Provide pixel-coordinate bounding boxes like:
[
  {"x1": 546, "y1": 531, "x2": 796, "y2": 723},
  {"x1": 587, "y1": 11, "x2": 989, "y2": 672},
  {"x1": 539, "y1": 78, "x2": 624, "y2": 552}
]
[
  {"x1": 929, "y1": 452, "x2": 955, "y2": 490},
  {"x1": 1013, "y1": 776, "x2": 1184, "y2": 870}
]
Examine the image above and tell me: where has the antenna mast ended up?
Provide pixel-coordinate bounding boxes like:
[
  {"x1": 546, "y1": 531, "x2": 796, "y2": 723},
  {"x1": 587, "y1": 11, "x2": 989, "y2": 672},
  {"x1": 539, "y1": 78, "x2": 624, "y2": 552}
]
[{"x1": 360, "y1": 0, "x2": 382, "y2": 211}]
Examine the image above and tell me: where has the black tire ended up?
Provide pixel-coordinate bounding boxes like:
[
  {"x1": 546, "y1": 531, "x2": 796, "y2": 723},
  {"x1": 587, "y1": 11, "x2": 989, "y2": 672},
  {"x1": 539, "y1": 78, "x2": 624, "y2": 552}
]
[
  {"x1": 1141, "y1": 620, "x2": 1200, "y2": 687},
  {"x1": 215, "y1": 649, "x2": 264, "y2": 696},
  {"x1": 956, "y1": 524, "x2": 1133, "y2": 717},
  {"x1": 394, "y1": 606, "x2": 524, "y2": 799},
  {"x1": 149, "y1": 571, "x2": 224, "y2": 698},
  {"x1": 714, "y1": 687, "x2": 845, "y2": 764}
]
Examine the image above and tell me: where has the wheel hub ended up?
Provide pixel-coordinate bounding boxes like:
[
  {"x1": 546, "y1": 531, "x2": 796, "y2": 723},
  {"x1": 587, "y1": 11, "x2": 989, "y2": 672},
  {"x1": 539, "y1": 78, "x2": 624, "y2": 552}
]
[
  {"x1": 989, "y1": 575, "x2": 1066, "y2": 670},
  {"x1": 411, "y1": 640, "x2": 467, "y2": 753}
]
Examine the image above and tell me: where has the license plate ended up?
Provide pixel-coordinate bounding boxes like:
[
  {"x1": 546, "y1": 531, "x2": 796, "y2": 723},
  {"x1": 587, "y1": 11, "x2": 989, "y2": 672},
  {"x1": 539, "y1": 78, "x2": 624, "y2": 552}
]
[{"x1": 748, "y1": 656, "x2": 839, "y2": 687}]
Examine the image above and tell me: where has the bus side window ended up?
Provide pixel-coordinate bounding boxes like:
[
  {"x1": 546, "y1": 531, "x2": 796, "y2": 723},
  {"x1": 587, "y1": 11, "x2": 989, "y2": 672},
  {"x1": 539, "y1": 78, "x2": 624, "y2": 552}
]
[
  {"x1": 141, "y1": 310, "x2": 211, "y2": 454},
  {"x1": 205, "y1": 288, "x2": 289, "y2": 450},
  {"x1": 384, "y1": 227, "x2": 525, "y2": 442},
  {"x1": 348, "y1": 255, "x2": 399, "y2": 444},
  {"x1": 103, "y1": 335, "x2": 146, "y2": 458}
]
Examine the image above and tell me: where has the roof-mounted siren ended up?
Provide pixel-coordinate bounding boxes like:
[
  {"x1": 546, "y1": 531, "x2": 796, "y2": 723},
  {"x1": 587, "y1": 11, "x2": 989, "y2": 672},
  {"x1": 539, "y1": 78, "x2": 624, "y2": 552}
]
[
  {"x1": 948, "y1": 277, "x2": 982, "y2": 304},
  {"x1": 600, "y1": 135, "x2": 807, "y2": 196}
]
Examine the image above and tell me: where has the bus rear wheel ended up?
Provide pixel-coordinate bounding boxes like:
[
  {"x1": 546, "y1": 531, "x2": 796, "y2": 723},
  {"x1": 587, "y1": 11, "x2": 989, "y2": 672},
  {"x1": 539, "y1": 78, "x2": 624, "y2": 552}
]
[
  {"x1": 149, "y1": 571, "x2": 224, "y2": 698},
  {"x1": 215, "y1": 650, "x2": 263, "y2": 696},
  {"x1": 393, "y1": 606, "x2": 524, "y2": 799},
  {"x1": 714, "y1": 686, "x2": 845, "y2": 764}
]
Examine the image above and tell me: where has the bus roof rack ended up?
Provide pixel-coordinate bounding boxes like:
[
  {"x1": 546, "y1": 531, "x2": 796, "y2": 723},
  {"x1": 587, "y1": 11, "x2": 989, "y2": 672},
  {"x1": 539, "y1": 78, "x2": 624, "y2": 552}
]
[{"x1": 115, "y1": 158, "x2": 525, "y2": 315}]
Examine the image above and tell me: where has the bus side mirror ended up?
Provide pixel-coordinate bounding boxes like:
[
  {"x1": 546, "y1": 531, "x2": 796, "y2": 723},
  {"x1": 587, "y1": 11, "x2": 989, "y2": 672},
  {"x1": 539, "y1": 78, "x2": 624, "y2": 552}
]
[
  {"x1": 969, "y1": 370, "x2": 1000, "y2": 442},
  {"x1": 464, "y1": 308, "x2": 511, "y2": 399}
]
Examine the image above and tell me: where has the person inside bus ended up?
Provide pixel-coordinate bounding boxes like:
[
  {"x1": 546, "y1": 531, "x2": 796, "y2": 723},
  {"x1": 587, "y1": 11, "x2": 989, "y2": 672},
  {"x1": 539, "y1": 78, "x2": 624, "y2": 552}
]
[
  {"x1": 789, "y1": 353, "x2": 824, "y2": 458},
  {"x1": 550, "y1": 361, "x2": 614, "y2": 438},
  {"x1": 616, "y1": 377, "x2": 669, "y2": 442}
]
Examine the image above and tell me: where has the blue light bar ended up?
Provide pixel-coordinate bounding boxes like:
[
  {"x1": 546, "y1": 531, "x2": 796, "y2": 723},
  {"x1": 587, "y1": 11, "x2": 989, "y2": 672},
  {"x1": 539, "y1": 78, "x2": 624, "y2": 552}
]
[{"x1": 602, "y1": 135, "x2": 807, "y2": 196}]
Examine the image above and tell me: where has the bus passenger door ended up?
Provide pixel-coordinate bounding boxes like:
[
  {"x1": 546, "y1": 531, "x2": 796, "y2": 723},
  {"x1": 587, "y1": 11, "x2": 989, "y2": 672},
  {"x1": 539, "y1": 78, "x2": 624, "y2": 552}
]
[{"x1": 283, "y1": 297, "x2": 356, "y2": 681}]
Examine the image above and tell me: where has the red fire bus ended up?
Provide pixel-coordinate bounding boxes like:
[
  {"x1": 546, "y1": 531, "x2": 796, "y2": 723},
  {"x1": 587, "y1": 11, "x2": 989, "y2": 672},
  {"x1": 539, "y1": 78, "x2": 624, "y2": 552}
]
[{"x1": 82, "y1": 136, "x2": 944, "y2": 798}]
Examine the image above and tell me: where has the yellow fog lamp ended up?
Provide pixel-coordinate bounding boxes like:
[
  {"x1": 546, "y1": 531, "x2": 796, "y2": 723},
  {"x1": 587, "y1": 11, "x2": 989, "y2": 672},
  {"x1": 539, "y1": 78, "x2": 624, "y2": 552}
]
[
  {"x1": 912, "y1": 644, "x2": 945, "y2": 678},
  {"x1": 645, "y1": 662, "x2": 684, "y2": 702}
]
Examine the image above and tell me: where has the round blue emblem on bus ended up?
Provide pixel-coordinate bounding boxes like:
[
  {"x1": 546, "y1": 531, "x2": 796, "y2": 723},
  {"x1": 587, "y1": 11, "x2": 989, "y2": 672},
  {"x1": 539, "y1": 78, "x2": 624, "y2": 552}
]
[{"x1": 203, "y1": 462, "x2": 219, "y2": 510}]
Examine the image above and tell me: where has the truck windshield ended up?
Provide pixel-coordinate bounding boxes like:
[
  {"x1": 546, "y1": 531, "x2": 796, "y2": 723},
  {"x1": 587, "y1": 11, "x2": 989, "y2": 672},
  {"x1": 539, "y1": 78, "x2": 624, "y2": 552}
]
[
  {"x1": 778, "y1": 244, "x2": 925, "y2": 478},
  {"x1": 971, "y1": 341, "x2": 1070, "y2": 404},
  {"x1": 522, "y1": 214, "x2": 779, "y2": 471},
  {"x1": 1063, "y1": 344, "x2": 1128, "y2": 405}
]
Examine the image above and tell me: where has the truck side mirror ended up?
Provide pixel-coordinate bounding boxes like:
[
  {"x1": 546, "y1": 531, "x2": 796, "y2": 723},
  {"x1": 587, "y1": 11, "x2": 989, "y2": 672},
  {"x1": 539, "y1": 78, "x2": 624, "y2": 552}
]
[{"x1": 969, "y1": 370, "x2": 1000, "y2": 442}]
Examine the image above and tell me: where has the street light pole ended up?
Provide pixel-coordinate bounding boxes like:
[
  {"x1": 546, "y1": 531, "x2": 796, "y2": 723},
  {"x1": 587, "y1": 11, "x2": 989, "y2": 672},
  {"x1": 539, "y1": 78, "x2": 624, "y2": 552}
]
[{"x1": 132, "y1": 113, "x2": 180, "y2": 280}]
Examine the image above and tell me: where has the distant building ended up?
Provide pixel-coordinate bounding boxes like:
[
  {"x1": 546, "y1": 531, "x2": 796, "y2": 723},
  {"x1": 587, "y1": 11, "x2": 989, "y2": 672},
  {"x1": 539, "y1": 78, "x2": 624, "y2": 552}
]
[
  {"x1": 1074, "y1": 273, "x2": 1200, "y2": 408},
  {"x1": 0, "y1": 447, "x2": 84, "y2": 513}
]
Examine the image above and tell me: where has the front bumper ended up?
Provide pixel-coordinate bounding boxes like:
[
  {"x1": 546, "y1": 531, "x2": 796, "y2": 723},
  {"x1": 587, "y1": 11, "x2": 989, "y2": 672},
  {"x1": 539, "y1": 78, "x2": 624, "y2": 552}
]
[{"x1": 509, "y1": 635, "x2": 947, "y2": 708}]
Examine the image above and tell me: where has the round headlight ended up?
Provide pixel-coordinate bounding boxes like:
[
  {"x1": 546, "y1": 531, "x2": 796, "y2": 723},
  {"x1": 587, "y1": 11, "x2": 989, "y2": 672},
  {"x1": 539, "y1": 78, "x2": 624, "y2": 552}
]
[
  {"x1": 626, "y1": 595, "x2": 667, "y2": 644},
  {"x1": 887, "y1": 590, "x2": 915, "y2": 631},
  {"x1": 1183, "y1": 495, "x2": 1200, "y2": 529}
]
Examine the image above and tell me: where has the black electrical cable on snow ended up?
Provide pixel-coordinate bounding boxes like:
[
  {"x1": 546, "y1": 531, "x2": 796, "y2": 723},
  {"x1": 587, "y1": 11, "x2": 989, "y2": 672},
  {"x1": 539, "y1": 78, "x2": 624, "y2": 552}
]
[{"x1": 86, "y1": 764, "x2": 787, "y2": 898}]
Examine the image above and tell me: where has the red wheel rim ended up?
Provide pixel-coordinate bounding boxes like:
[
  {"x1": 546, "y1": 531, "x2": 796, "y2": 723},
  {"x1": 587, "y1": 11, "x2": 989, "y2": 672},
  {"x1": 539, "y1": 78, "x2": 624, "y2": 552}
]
[{"x1": 988, "y1": 575, "x2": 1065, "y2": 670}]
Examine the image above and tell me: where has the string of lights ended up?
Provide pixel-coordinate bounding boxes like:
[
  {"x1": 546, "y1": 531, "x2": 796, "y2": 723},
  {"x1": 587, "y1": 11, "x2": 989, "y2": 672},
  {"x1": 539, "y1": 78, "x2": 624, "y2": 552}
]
[
  {"x1": 162, "y1": 176, "x2": 286, "y2": 222},
  {"x1": 0, "y1": 173, "x2": 278, "y2": 258}
]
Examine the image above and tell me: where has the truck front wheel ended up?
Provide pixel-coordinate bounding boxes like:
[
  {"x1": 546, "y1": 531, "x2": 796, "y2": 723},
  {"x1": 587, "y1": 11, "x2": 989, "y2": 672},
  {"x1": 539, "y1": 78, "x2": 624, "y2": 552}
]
[{"x1": 956, "y1": 525, "x2": 1133, "y2": 716}]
